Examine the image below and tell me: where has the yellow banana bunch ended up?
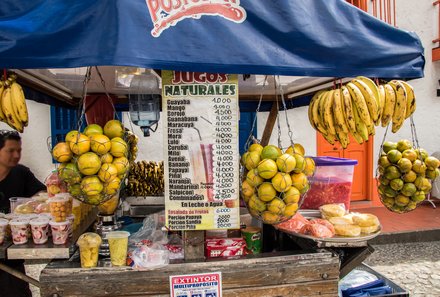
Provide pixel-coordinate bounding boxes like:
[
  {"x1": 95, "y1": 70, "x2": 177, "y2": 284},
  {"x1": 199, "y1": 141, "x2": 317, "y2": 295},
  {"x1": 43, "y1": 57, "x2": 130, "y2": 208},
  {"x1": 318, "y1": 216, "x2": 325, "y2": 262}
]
[
  {"x1": 378, "y1": 79, "x2": 416, "y2": 133},
  {"x1": 1, "y1": 86, "x2": 23, "y2": 133},
  {"x1": 0, "y1": 74, "x2": 29, "y2": 133},
  {"x1": 308, "y1": 77, "x2": 418, "y2": 148}
]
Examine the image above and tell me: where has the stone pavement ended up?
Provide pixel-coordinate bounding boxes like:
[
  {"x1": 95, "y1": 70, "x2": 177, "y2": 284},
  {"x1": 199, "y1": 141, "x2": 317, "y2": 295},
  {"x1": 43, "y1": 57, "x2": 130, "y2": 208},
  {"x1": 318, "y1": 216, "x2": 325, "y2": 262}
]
[{"x1": 364, "y1": 241, "x2": 440, "y2": 297}]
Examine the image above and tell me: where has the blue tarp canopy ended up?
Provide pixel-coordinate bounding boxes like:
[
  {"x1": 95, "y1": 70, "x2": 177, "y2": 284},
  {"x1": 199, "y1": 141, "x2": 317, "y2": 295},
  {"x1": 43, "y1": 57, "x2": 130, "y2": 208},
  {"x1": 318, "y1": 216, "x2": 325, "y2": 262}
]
[{"x1": 0, "y1": 0, "x2": 424, "y2": 78}]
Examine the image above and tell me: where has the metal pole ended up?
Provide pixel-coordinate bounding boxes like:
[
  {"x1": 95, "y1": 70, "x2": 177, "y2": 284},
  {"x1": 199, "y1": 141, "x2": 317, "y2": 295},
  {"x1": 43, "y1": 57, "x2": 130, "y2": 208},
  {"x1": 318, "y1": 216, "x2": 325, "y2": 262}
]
[{"x1": 0, "y1": 261, "x2": 41, "y2": 288}]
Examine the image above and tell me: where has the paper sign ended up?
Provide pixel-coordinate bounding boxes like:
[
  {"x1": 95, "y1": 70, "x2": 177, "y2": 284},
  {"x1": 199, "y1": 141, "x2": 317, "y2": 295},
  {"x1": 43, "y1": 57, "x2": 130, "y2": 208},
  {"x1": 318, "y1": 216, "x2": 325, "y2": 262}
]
[
  {"x1": 163, "y1": 71, "x2": 240, "y2": 231},
  {"x1": 170, "y1": 272, "x2": 222, "y2": 297}
]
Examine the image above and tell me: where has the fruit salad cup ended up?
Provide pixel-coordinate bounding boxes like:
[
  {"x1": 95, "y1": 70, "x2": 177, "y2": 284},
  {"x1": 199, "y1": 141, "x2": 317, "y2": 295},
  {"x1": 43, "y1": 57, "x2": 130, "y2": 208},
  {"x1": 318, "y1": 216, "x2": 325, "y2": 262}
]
[
  {"x1": 30, "y1": 218, "x2": 50, "y2": 244},
  {"x1": 49, "y1": 220, "x2": 70, "y2": 245},
  {"x1": 77, "y1": 233, "x2": 102, "y2": 268},
  {"x1": 9, "y1": 219, "x2": 30, "y2": 245},
  {"x1": 107, "y1": 231, "x2": 130, "y2": 266}
]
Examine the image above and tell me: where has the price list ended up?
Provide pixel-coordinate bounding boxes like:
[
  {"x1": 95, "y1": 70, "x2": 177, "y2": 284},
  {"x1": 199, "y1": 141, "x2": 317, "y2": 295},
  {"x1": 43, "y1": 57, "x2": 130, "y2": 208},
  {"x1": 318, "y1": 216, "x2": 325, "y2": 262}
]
[
  {"x1": 212, "y1": 98, "x2": 239, "y2": 199},
  {"x1": 163, "y1": 71, "x2": 240, "y2": 231}
]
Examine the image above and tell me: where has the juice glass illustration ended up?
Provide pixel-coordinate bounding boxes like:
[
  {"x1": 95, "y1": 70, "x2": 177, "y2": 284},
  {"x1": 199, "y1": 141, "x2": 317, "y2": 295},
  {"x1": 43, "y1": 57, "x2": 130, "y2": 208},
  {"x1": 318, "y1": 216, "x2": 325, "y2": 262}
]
[{"x1": 189, "y1": 142, "x2": 214, "y2": 201}]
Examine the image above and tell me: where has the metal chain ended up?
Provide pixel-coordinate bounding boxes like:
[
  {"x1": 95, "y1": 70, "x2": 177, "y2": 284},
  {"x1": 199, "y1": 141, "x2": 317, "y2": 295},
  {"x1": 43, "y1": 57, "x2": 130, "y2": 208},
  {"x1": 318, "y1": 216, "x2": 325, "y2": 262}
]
[
  {"x1": 244, "y1": 75, "x2": 269, "y2": 150},
  {"x1": 95, "y1": 66, "x2": 119, "y2": 121},
  {"x1": 276, "y1": 79, "x2": 282, "y2": 149},
  {"x1": 76, "y1": 66, "x2": 92, "y2": 131},
  {"x1": 277, "y1": 75, "x2": 295, "y2": 150},
  {"x1": 410, "y1": 116, "x2": 420, "y2": 150},
  {"x1": 376, "y1": 123, "x2": 390, "y2": 179}
]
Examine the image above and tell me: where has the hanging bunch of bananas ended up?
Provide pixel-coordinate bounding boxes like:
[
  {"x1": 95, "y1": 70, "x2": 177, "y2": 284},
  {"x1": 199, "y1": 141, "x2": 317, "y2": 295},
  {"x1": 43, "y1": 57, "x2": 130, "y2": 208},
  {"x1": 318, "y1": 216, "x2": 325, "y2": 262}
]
[
  {"x1": 0, "y1": 73, "x2": 29, "y2": 133},
  {"x1": 308, "y1": 76, "x2": 416, "y2": 148},
  {"x1": 126, "y1": 160, "x2": 164, "y2": 196},
  {"x1": 125, "y1": 129, "x2": 139, "y2": 162}
]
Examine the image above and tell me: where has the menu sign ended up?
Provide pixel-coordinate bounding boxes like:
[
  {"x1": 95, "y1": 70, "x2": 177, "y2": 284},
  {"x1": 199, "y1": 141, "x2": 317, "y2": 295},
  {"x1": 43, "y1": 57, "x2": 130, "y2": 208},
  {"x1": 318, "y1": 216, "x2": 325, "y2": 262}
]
[{"x1": 163, "y1": 71, "x2": 239, "y2": 231}]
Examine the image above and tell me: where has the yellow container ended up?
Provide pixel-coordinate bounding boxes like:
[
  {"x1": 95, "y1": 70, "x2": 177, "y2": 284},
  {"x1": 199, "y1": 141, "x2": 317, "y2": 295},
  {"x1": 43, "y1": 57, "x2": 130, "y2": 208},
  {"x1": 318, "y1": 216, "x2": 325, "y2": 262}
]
[
  {"x1": 77, "y1": 232, "x2": 102, "y2": 268},
  {"x1": 107, "y1": 231, "x2": 129, "y2": 266}
]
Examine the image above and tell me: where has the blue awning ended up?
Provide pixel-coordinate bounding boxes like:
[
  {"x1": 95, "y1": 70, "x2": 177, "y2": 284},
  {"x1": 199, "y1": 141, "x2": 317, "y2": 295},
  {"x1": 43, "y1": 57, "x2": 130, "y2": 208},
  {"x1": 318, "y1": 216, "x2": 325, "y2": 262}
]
[{"x1": 0, "y1": 0, "x2": 424, "y2": 78}]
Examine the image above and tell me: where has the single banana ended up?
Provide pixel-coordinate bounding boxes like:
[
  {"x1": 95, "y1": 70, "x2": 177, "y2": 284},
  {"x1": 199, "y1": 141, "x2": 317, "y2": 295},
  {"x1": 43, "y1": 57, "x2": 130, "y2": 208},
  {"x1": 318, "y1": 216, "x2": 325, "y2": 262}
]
[
  {"x1": 1, "y1": 87, "x2": 23, "y2": 132},
  {"x1": 375, "y1": 84, "x2": 385, "y2": 126},
  {"x1": 398, "y1": 80, "x2": 416, "y2": 119},
  {"x1": 388, "y1": 80, "x2": 407, "y2": 133},
  {"x1": 340, "y1": 86, "x2": 356, "y2": 133},
  {"x1": 352, "y1": 99, "x2": 369, "y2": 142},
  {"x1": 322, "y1": 131, "x2": 337, "y2": 145},
  {"x1": 332, "y1": 88, "x2": 348, "y2": 134},
  {"x1": 323, "y1": 89, "x2": 336, "y2": 135},
  {"x1": 308, "y1": 90, "x2": 324, "y2": 131},
  {"x1": 10, "y1": 82, "x2": 29, "y2": 126},
  {"x1": 318, "y1": 90, "x2": 330, "y2": 134},
  {"x1": 352, "y1": 78, "x2": 379, "y2": 122},
  {"x1": 335, "y1": 122, "x2": 350, "y2": 149},
  {"x1": 0, "y1": 82, "x2": 6, "y2": 122},
  {"x1": 350, "y1": 130, "x2": 364, "y2": 145},
  {"x1": 313, "y1": 91, "x2": 329, "y2": 134},
  {"x1": 381, "y1": 83, "x2": 396, "y2": 127},
  {"x1": 356, "y1": 76, "x2": 381, "y2": 122},
  {"x1": 346, "y1": 82, "x2": 374, "y2": 132}
]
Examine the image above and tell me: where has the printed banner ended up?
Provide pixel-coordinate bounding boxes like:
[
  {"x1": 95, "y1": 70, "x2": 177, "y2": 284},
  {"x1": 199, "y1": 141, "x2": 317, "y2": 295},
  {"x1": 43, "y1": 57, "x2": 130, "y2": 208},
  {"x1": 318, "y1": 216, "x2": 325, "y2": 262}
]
[{"x1": 163, "y1": 71, "x2": 240, "y2": 231}]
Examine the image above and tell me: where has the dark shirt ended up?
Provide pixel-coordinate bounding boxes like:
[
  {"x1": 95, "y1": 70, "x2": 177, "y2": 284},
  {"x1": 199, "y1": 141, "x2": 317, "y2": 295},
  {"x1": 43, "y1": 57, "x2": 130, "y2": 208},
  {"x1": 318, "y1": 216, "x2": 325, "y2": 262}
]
[{"x1": 0, "y1": 164, "x2": 46, "y2": 213}]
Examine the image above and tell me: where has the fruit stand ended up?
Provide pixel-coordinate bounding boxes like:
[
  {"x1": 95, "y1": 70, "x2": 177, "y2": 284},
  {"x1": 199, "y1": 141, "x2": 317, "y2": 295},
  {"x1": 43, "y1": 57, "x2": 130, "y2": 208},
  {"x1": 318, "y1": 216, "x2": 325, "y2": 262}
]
[{"x1": 0, "y1": 1, "x2": 426, "y2": 297}]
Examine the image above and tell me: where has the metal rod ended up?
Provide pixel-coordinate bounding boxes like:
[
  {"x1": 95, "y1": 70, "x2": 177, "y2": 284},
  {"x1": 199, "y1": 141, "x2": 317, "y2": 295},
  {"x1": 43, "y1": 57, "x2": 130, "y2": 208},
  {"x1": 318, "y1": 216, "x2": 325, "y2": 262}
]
[
  {"x1": 0, "y1": 262, "x2": 41, "y2": 288},
  {"x1": 393, "y1": 0, "x2": 396, "y2": 27}
]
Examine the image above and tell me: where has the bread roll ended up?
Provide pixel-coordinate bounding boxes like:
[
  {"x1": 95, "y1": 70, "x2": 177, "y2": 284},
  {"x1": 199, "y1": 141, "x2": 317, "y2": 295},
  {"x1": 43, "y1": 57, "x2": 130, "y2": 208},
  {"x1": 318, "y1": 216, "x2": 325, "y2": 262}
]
[
  {"x1": 329, "y1": 215, "x2": 353, "y2": 225},
  {"x1": 334, "y1": 224, "x2": 361, "y2": 237},
  {"x1": 360, "y1": 224, "x2": 380, "y2": 234},
  {"x1": 352, "y1": 213, "x2": 380, "y2": 227},
  {"x1": 320, "y1": 204, "x2": 346, "y2": 219}
]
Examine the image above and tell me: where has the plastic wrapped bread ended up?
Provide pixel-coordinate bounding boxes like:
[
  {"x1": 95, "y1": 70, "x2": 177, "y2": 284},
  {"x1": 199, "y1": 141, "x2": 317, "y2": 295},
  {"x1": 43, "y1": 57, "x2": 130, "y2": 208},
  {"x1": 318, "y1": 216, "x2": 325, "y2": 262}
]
[
  {"x1": 319, "y1": 203, "x2": 346, "y2": 219},
  {"x1": 328, "y1": 215, "x2": 353, "y2": 225},
  {"x1": 333, "y1": 224, "x2": 361, "y2": 237},
  {"x1": 352, "y1": 213, "x2": 380, "y2": 227}
]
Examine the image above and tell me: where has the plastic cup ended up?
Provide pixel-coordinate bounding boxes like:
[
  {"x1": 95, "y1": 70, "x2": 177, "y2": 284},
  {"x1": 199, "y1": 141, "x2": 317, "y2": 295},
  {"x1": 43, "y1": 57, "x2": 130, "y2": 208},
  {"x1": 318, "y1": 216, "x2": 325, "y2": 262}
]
[
  {"x1": 0, "y1": 219, "x2": 8, "y2": 245},
  {"x1": 30, "y1": 218, "x2": 50, "y2": 244},
  {"x1": 77, "y1": 232, "x2": 102, "y2": 268},
  {"x1": 49, "y1": 196, "x2": 71, "y2": 222},
  {"x1": 107, "y1": 231, "x2": 130, "y2": 266},
  {"x1": 9, "y1": 219, "x2": 30, "y2": 245},
  {"x1": 49, "y1": 220, "x2": 70, "y2": 245},
  {"x1": 66, "y1": 215, "x2": 74, "y2": 237}
]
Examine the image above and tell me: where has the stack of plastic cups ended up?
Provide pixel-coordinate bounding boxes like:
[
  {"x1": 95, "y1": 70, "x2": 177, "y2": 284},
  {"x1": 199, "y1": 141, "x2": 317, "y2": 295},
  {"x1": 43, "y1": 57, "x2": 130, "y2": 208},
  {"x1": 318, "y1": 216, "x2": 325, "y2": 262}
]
[{"x1": 0, "y1": 218, "x2": 8, "y2": 245}]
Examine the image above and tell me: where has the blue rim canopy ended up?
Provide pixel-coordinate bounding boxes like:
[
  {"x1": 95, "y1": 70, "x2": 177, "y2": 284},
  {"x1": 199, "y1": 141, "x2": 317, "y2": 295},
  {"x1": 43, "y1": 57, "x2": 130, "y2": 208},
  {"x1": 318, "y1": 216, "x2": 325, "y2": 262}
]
[{"x1": 0, "y1": 0, "x2": 424, "y2": 78}]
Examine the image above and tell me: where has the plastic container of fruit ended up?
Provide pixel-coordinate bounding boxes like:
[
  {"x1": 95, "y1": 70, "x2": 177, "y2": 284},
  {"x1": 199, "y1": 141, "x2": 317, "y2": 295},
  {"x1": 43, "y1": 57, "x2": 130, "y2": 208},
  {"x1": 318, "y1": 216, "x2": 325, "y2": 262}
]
[
  {"x1": 300, "y1": 157, "x2": 358, "y2": 211},
  {"x1": 45, "y1": 170, "x2": 68, "y2": 197}
]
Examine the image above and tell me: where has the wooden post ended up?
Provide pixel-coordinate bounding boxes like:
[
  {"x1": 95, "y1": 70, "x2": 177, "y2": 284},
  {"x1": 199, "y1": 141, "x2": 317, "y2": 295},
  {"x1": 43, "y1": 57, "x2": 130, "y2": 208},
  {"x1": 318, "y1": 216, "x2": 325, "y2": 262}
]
[
  {"x1": 260, "y1": 101, "x2": 278, "y2": 146},
  {"x1": 183, "y1": 230, "x2": 205, "y2": 261}
]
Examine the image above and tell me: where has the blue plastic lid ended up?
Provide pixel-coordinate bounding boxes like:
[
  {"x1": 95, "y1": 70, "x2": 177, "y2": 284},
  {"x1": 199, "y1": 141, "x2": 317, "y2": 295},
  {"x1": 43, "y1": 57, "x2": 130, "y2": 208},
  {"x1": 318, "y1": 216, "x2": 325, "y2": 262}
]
[{"x1": 311, "y1": 156, "x2": 358, "y2": 166}]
